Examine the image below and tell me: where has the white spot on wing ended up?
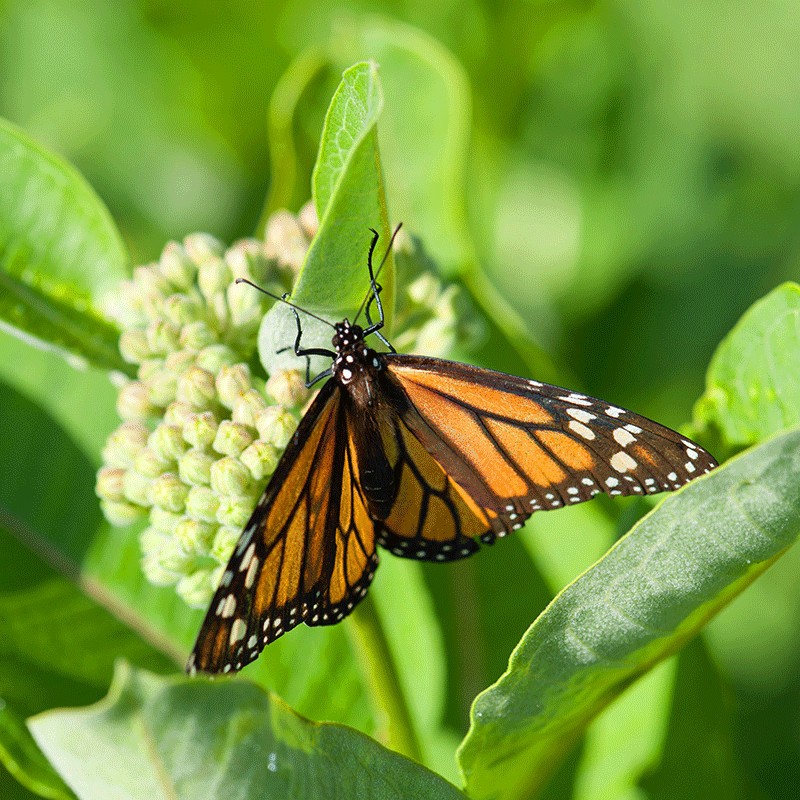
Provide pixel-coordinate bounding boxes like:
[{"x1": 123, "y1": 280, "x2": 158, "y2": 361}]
[
  {"x1": 569, "y1": 420, "x2": 596, "y2": 440},
  {"x1": 610, "y1": 451, "x2": 637, "y2": 472},
  {"x1": 613, "y1": 428, "x2": 636, "y2": 447},
  {"x1": 567, "y1": 408, "x2": 595, "y2": 423},
  {"x1": 221, "y1": 594, "x2": 237, "y2": 618},
  {"x1": 229, "y1": 618, "x2": 246, "y2": 645}
]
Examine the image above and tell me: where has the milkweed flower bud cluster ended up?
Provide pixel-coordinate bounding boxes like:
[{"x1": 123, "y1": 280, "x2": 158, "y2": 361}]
[
  {"x1": 97, "y1": 216, "x2": 313, "y2": 608},
  {"x1": 97, "y1": 204, "x2": 481, "y2": 608},
  {"x1": 391, "y1": 230, "x2": 484, "y2": 357}
]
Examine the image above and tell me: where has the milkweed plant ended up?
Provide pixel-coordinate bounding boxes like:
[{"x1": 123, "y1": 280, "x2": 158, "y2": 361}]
[
  {"x1": 2, "y1": 32, "x2": 800, "y2": 800},
  {"x1": 96, "y1": 203, "x2": 480, "y2": 610}
]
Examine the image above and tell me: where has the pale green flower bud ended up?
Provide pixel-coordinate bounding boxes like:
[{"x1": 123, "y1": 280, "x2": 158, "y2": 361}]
[
  {"x1": 176, "y1": 366, "x2": 217, "y2": 410},
  {"x1": 414, "y1": 317, "x2": 455, "y2": 359},
  {"x1": 433, "y1": 285, "x2": 459, "y2": 322},
  {"x1": 145, "y1": 320, "x2": 181, "y2": 356},
  {"x1": 213, "y1": 420, "x2": 254, "y2": 457},
  {"x1": 164, "y1": 400, "x2": 195, "y2": 428},
  {"x1": 211, "y1": 525, "x2": 240, "y2": 564},
  {"x1": 231, "y1": 388, "x2": 268, "y2": 427},
  {"x1": 240, "y1": 440, "x2": 279, "y2": 480},
  {"x1": 150, "y1": 506, "x2": 184, "y2": 534},
  {"x1": 196, "y1": 344, "x2": 237, "y2": 374},
  {"x1": 163, "y1": 293, "x2": 204, "y2": 327},
  {"x1": 185, "y1": 485, "x2": 220, "y2": 522},
  {"x1": 197, "y1": 257, "x2": 232, "y2": 302},
  {"x1": 180, "y1": 321, "x2": 217, "y2": 351},
  {"x1": 182, "y1": 412, "x2": 218, "y2": 450},
  {"x1": 178, "y1": 448, "x2": 215, "y2": 485},
  {"x1": 147, "y1": 368, "x2": 178, "y2": 408},
  {"x1": 149, "y1": 424, "x2": 188, "y2": 462},
  {"x1": 96, "y1": 466, "x2": 126, "y2": 502},
  {"x1": 122, "y1": 469, "x2": 153, "y2": 507},
  {"x1": 266, "y1": 368, "x2": 308, "y2": 408},
  {"x1": 102, "y1": 422, "x2": 148, "y2": 468},
  {"x1": 210, "y1": 456, "x2": 253, "y2": 497},
  {"x1": 264, "y1": 210, "x2": 308, "y2": 271},
  {"x1": 141, "y1": 552, "x2": 181, "y2": 587},
  {"x1": 227, "y1": 278, "x2": 264, "y2": 329},
  {"x1": 149, "y1": 472, "x2": 189, "y2": 513},
  {"x1": 134, "y1": 447, "x2": 172, "y2": 479},
  {"x1": 159, "y1": 241, "x2": 197, "y2": 290},
  {"x1": 216, "y1": 495, "x2": 256, "y2": 528},
  {"x1": 184, "y1": 232, "x2": 224, "y2": 264},
  {"x1": 119, "y1": 328, "x2": 151, "y2": 363},
  {"x1": 176, "y1": 569, "x2": 217, "y2": 608},
  {"x1": 256, "y1": 406, "x2": 297, "y2": 448},
  {"x1": 117, "y1": 381, "x2": 158, "y2": 421},
  {"x1": 216, "y1": 364, "x2": 252, "y2": 409},
  {"x1": 225, "y1": 239, "x2": 269, "y2": 282},
  {"x1": 101, "y1": 499, "x2": 146, "y2": 527},
  {"x1": 175, "y1": 517, "x2": 216, "y2": 555},
  {"x1": 298, "y1": 200, "x2": 319, "y2": 240},
  {"x1": 164, "y1": 350, "x2": 195, "y2": 376},
  {"x1": 407, "y1": 273, "x2": 442, "y2": 307},
  {"x1": 152, "y1": 536, "x2": 195, "y2": 575},
  {"x1": 133, "y1": 264, "x2": 172, "y2": 298},
  {"x1": 137, "y1": 358, "x2": 163, "y2": 383}
]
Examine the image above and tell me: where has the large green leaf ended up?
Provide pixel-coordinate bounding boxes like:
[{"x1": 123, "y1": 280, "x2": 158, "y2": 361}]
[
  {"x1": 29, "y1": 663, "x2": 465, "y2": 800},
  {"x1": 693, "y1": 282, "x2": 800, "y2": 451},
  {"x1": 0, "y1": 118, "x2": 130, "y2": 373},
  {"x1": 257, "y1": 61, "x2": 393, "y2": 376},
  {"x1": 458, "y1": 426, "x2": 800, "y2": 800},
  {"x1": 0, "y1": 704, "x2": 73, "y2": 800}
]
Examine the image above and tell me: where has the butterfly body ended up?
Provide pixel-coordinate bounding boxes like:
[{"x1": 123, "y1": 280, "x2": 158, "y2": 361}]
[{"x1": 188, "y1": 233, "x2": 717, "y2": 675}]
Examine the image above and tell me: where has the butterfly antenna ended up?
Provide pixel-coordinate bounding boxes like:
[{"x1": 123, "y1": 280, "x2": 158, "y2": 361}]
[
  {"x1": 354, "y1": 223, "x2": 403, "y2": 325},
  {"x1": 235, "y1": 278, "x2": 336, "y2": 329}
]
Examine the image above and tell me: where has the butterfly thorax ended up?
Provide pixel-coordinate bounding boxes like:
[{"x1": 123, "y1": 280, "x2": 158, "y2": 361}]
[{"x1": 331, "y1": 320, "x2": 384, "y2": 410}]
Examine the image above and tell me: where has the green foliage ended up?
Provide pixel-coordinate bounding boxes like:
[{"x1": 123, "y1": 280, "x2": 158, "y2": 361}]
[
  {"x1": 29, "y1": 663, "x2": 465, "y2": 800},
  {"x1": 0, "y1": 119, "x2": 130, "y2": 373},
  {"x1": 458, "y1": 427, "x2": 800, "y2": 799},
  {"x1": 1, "y1": 4, "x2": 800, "y2": 799},
  {"x1": 693, "y1": 282, "x2": 800, "y2": 452}
]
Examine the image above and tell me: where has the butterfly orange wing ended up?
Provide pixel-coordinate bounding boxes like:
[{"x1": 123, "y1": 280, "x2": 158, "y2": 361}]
[
  {"x1": 379, "y1": 355, "x2": 716, "y2": 553},
  {"x1": 188, "y1": 380, "x2": 377, "y2": 674}
]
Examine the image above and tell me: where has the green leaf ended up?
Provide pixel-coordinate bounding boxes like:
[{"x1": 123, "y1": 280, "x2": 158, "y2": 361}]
[
  {"x1": 30, "y1": 663, "x2": 465, "y2": 800},
  {"x1": 638, "y1": 640, "x2": 745, "y2": 799},
  {"x1": 0, "y1": 118, "x2": 130, "y2": 373},
  {"x1": 693, "y1": 282, "x2": 800, "y2": 450},
  {"x1": 0, "y1": 705, "x2": 74, "y2": 800},
  {"x1": 0, "y1": 521, "x2": 174, "y2": 799},
  {"x1": 304, "y1": 60, "x2": 392, "y2": 317},
  {"x1": 458, "y1": 426, "x2": 800, "y2": 800},
  {"x1": 257, "y1": 61, "x2": 393, "y2": 376}
]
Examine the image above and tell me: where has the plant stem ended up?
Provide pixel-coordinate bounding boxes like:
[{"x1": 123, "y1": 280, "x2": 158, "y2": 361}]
[{"x1": 346, "y1": 593, "x2": 423, "y2": 763}]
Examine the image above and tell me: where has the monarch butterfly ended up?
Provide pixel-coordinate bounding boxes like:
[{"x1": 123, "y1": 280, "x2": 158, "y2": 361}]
[{"x1": 187, "y1": 228, "x2": 716, "y2": 675}]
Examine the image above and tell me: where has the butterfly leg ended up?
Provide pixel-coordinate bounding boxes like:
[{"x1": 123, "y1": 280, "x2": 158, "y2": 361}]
[
  {"x1": 363, "y1": 228, "x2": 397, "y2": 353},
  {"x1": 280, "y1": 303, "x2": 335, "y2": 388}
]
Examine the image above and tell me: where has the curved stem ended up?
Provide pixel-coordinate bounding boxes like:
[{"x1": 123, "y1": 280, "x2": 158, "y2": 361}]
[{"x1": 346, "y1": 593, "x2": 423, "y2": 762}]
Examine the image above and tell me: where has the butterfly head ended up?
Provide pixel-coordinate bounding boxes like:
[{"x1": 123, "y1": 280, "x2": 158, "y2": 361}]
[{"x1": 331, "y1": 319, "x2": 383, "y2": 403}]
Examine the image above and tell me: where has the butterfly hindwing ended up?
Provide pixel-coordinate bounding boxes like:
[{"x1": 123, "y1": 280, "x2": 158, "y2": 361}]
[
  {"x1": 187, "y1": 380, "x2": 377, "y2": 674},
  {"x1": 382, "y1": 354, "x2": 717, "y2": 546}
]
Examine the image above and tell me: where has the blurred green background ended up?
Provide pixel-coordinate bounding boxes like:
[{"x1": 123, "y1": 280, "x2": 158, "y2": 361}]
[{"x1": 2, "y1": 1, "x2": 800, "y2": 798}]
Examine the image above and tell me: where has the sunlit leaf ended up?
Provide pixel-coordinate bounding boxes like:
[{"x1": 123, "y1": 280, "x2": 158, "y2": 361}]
[
  {"x1": 30, "y1": 663, "x2": 465, "y2": 800},
  {"x1": 693, "y1": 282, "x2": 800, "y2": 450},
  {"x1": 0, "y1": 118, "x2": 129, "y2": 372},
  {"x1": 458, "y1": 427, "x2": 800, "y2": 800}
]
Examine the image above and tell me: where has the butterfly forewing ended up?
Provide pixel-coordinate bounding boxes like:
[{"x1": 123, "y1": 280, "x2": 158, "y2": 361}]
[
  {"x1": 383, "y1": 355, "x2": 717, "y2": 543},
  {"x1": 188, "y1": 381, "x2": 377, "y2": 675}
]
